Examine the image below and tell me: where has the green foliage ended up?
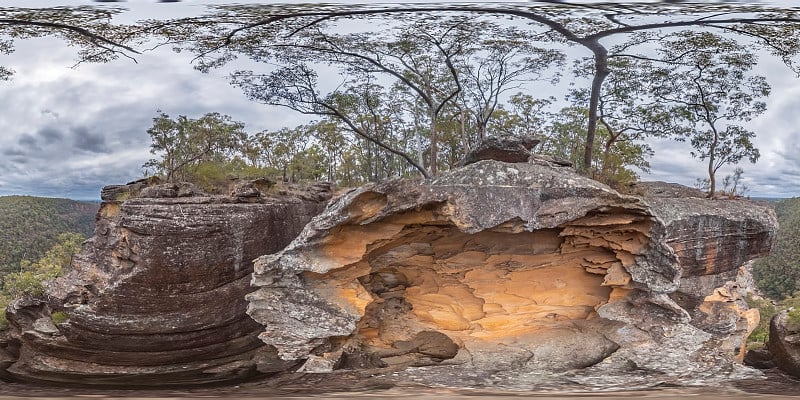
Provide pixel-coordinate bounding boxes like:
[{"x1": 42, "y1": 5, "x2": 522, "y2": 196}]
[
  {"x1": 51, "y1": 311, "x2": 69, "y2": 326},
  {"x1": 647, "y1": 31, "x2": 768, "y2": 196},
  {"x1": 0, "y1": 292, "x2": 8, "y2": 330},
  {"x1": 143, "y1": 112, "x2": 248, "y2": 183},
  {"x1": 539, "y1": 105, "x2": 647, "y2": 188},
  {"x1": 746, "y1": 294, "x2": 777, "y2": 344},
  {"x1": 0, "y1": 233, "x2": 83, "y2": 331},
  {"x1": 2, "y1": 232, "x2": 84, "y2": 299},
  {"x1": 753, "y1": 198, "x2": 800, "y2": 299},
  {"x1": 0, "y1": 196, "x2": 96, "y2": 279}
]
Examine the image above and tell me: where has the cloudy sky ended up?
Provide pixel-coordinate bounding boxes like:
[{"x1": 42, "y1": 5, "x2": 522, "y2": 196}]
[{"x1": 1, "y1": 0, "x2": 799, "y2": 199}]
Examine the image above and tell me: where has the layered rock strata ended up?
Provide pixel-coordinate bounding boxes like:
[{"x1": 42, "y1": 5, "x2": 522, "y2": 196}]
[
  {"x1": 1, "y1": 181, "x2": 331, "y2": 386},
  {"x1": 248, "y1": 160, "x2": 776, "y2": 387}
]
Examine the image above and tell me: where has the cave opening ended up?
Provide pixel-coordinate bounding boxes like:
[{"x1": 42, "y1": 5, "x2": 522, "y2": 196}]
[{"x1": 304, "y1": 208, "x2": 652, "y2": 370}]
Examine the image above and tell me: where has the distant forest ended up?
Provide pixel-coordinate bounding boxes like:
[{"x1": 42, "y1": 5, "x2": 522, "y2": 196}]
[
  {"x1": 754, "y1": 198, "x2": 800, "y2": 300},
  {"x1": 0, "y1": 196, "x2": 98, "y2": 278}
]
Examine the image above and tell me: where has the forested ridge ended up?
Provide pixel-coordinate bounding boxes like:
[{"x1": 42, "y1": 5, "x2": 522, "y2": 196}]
[
  {"x1": 0, "y1": 196, "x2": 98, "y2": 278},
  {"x1": 754, "y1": 198, "x2": 800, "y2": 300}
]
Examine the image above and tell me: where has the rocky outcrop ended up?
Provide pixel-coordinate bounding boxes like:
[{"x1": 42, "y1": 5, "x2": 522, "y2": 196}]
[
  {"x1": 1, "y1": 181, "x2": 331, "y2": 386},
  {"x1": 767, "y1": 310, "x2": 800, "y2": 377},
  {"x1": 247, "y1": 161, "x2": 776, "y2": 389},
  {"x1": 460, "y1": 136, "x2": 540, "y2": 165},
  {"x1": 0, "y1": 160, "x2": 777, "y2": 389}
]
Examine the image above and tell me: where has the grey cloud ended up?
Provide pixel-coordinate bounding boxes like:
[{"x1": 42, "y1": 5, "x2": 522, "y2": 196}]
[
  {"x1": 2, "y1": 148, "x2": 26, "y2": 156},
  {"x1": 17, "y1": 133, "x2": 38, "y2": 148},
  {"x1": 37, "y1": 126, "x2": 65, "y2": 142},
  {"x1": 72, "y1": 126, "x2": 110, "y2": 154}
]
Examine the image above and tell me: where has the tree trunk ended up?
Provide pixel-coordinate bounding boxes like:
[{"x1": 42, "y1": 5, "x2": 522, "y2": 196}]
[
  {"x1": 708, "y1": 156, "x2": 716, "y2": 198},
  {"x1": 601, "y1": 139, "x2": 614, "y2": 181},
  {"x1": 461, "y1": 110, "x2": 470, "y2": 152},
  {"x1": 584, "y1": 40, "x2": 610, "y2": 175},
  {"x1": 430, "y1": 114, "x2": 438, "y2": 177},
  {"x1": 707, "y1": 130, "x2": 719, "y2": 198}
]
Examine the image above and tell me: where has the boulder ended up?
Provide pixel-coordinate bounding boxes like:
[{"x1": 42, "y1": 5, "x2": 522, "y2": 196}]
[
  {"x1": 460, "y1": 136, "x2": 540, "y2": 165},
  {"x1": 768, "y1": 310, "x2": 800, "y2": 378},
  {"x1": 0, "y1": 184, "x2": 331, "y2": 386},
  {"x1": 230, "y1": 178, "x2": 276, "y2": 199},
  {"x1": 246, "y1": 161, "x2": 776, "y2": 389}
]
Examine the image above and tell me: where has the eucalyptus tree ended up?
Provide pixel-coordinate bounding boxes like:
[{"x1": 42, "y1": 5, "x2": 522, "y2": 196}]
[
  {"x1": 174, "y1": 2, "x2": 800, "y2": 173},
  {"x1": 0, "y1": 6, "x2": 142, "y2": 80},
  {"x1": 486, "y1": 93, "x2": 554, "y2": 147},
  {"x1": 570, "y1": 51, "x2": 689, "y2": 181},
  {"x1": 173, "y1": 10, "x2": 565, "y2": 177},
  {"x1": 646, "y1": 31, "x2": 769, "y2": 197},
  {"x1": 143, "y1": 112, "x2": 248, "y2": 183},
  {"x1": 456, "y1": 26, "x2": 563, "y2": 142}
]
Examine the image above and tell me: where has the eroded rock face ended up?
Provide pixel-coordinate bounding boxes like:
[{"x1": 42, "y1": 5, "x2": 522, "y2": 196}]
[
  {"x1": 767, "y1": 310, "x2": 800, "y2": 378},
  {"x1": 248, "y1": 161, "x2": 776, "y2": 388},
  {"x1": 1, "y1": 182, "x2": 331, "y2": 386}
]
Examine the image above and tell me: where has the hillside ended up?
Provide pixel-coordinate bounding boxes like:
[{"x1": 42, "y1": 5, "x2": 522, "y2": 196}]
[
  {"x1": 0, "y1": 196, "x2": 98, "y2": 277},
  {"x1": 753, "y1": 197, "x2": 800, "y2": 299}
]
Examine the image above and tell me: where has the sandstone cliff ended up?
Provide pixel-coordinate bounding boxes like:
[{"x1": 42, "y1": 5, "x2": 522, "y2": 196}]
[
  {"x1": 0, "y1": 160, "x2": 777, "y2": 389},
  {"x1": 247, "y1": 160, "x2": 776, "y2": 388},
  {"x1": 1, "y1": 181, "x2": 331, "y2": 386}
]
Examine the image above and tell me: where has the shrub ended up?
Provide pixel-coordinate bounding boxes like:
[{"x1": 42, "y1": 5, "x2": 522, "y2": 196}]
[
  {"x1": 746, "y1": 294, "x2": 777, "y2": 344},
  {"x1": 50, "y1": 311, "x2": 69, "y2": 326},
  {"x1": 0, "y1": 293, "x2": 9, "y2": 330}
]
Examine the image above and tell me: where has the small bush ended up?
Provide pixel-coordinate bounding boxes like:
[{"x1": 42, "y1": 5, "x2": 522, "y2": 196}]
[
  {"x1": 50, "y1": 311, "x2": 69, "y2": 326},
  {"x1": 788, "y1": 309, "x2": 800, "y2": 332},
  {"x1": 746, "y1": 294, "x2": 777, "y2": 344},
  {"x1": 0, "y1": 293, "x2": 9, "y2": 330},
  {"x1": 782, "y1": 295, "x2": 800, "y2": 332},
  {"x1": 3, "y1": 271, "x2": 46, "y2": 298}
]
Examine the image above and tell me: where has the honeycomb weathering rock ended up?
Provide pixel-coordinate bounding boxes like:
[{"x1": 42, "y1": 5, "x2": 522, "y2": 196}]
[
  {"x1": 248, "y1": 160, "x2": 777, "y2": 386},
  {"x1": 0, "y1": 183, "x2": 330, "y2": 386}
]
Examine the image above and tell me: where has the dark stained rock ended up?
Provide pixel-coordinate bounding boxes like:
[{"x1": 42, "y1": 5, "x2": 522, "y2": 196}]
[
  {"x1": 230, "y1": 178, "x2": 276, "y2": 199},
  {"x1": 644, "y1": 194, "x2": 775, "y2": 278},
  {"x1": 744, "y1": 348, "x2": 775, "y2": 369},
  {"x1": 1, "y1": 185, "x2": 331, "y2": 386},
  {"x1": 139, "y1": 182, "x2": 207, "y2": 198},
  {"x1": 460, "y1": 136, "x2": 540, "y2": 166},
  {"x1": 100, "y1": 177, "x2": 157, "y2": 202},
  {"x1": 246, "y1": 160, "x2": 776, "y2": 388},
  {"x1": 768, "y1": 310, "x2": 800, "y2": 378}
]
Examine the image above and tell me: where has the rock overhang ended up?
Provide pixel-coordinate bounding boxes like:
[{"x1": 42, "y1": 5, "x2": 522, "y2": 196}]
[{"x1": 247, "y1": 159, "x2": 775, "y2": 383}]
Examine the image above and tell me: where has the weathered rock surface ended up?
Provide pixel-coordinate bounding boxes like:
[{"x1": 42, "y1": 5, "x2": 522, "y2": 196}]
[
  {"x1": 767, "y1": 310, "x2": 800, "y2": 378},
  {"x1": 0, "y1": 160, "x2": 777, "y2": 389},
  {"x1": 247, "y1": 161, "x2": 776, "y2": 389},
  {"x1": 460, "y1": 135, "x2": 540, "y2": 165},
  {"x1": 1, "y1": 181, "x2": 331, "y2": 386}
]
